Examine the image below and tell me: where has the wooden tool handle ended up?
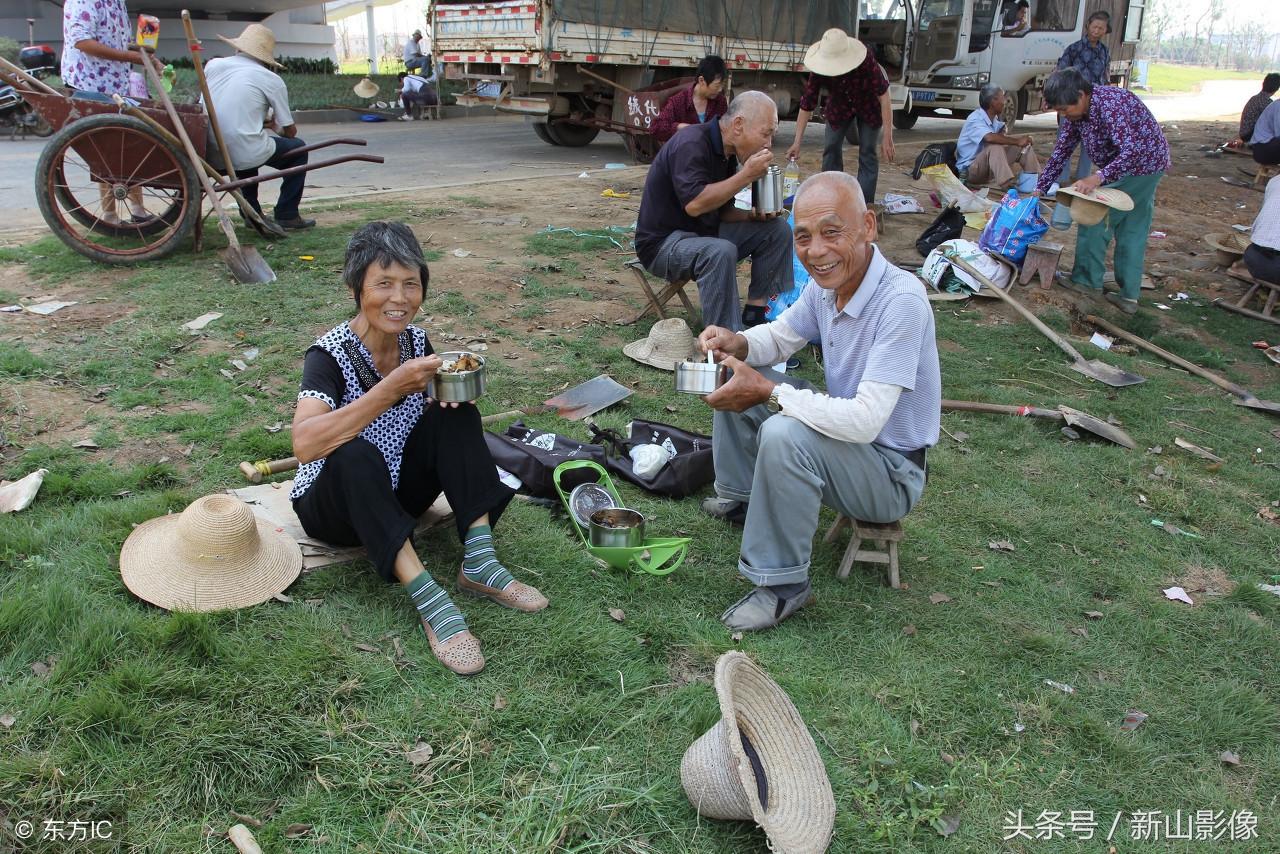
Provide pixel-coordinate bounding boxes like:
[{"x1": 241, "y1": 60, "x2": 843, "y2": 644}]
[
  {"x1": 1086, "y1": 315, "x2": 1249, "y2": 397},
  {"x1": 946, "y1": 254, "x2": 1086, "y2": 362},
  {"x1": 238, "y1": 457, "x2": 299, "y2": 483},
  {"x1": 181, "y1": 11, "x2": 236, "y2": 183},
  {"x1": 942, "y1": 399, "x2": 1062, "y2": 420}
]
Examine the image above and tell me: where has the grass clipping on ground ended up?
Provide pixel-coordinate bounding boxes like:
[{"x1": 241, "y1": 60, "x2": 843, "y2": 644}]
[{"x1": 0, "y1": 193, "x2": 1278, "y2": 851}]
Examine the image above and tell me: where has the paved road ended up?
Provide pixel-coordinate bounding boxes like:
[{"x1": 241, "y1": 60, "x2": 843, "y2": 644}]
[{"x1": 0, "y1": 84, "x2": 1247, "y2": 239}]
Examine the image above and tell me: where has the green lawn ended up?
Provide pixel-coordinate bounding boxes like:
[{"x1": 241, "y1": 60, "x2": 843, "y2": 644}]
[
  {"x1": 0, "y1": 198, "x2": 1277, "y2": 851},
  {"x1": 1143, "y1": 63, "x2": 1262, "y2": 95}
]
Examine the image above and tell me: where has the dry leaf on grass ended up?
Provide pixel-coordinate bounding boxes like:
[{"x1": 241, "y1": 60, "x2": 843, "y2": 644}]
[
  {"x1": 1174, "y1": 437, "x2": 1223, "y2": 463},
  {"x1": 902, "y1": 624, "x2": 917, "y2": 636},
  {"x1": 272, "y1": 593, "x2": 293, "y2": 603},
  {"x1": 30, "y1": 655, "x2": 57, "y2": 678},
  {"x1": 934, "y1": 814, "x2": 962, "y2": 838},
  {"x1": 1070, "y1": 627, "x2": 1089, "y2": 638},
  {"x1": 1044, "y1": 679, "x2": 1076, "y2": 694},
  {"x1": 0, "y1": 713, "x2": 16, "y2": 728},
  {"x1": 493, "y1": 694, "x2": 508, "y2": 711},
  {"x1": 283, "y1": 823, "x2": 313, "y2": 839},
  {"x1": 1220, "y1": 750, "x2": 1241, "y2": 767},
  {"x1": 988, "y1": 540, "x2": 1016, "y2": 552},
  {"x1": 405, "y1": 741, "x2": 434, "y2": 765},
  {"x1": 230, "y1": 812, "x2": 262, "y2": 828},
  {"x1": 1084, "y1": 610, "x2": 1104, "y2": 619},
  {"x1": 1258, "y1": 506, "x2": 1280, "y2": 526},
  {"x1": 608, "y1": 608, "x2": 626, "y2": 622},
  {"x1": 928, "y1": 592, "x2": 952, "y2": 605},
  {"x1": 354, "y1": 642, "x2": 381, "y2": 654}
]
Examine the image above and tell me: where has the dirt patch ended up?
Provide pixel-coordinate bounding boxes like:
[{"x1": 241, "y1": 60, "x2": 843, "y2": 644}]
[
  {"x1": 2, "y1": 381, "x2": 102, "y2": 447},
  {"x1": 1170, "y1": 563, "x2": 1237, "y2": 598},
  {"x1": 666, "y1": 648, "x2": 713, "y2": 688}
]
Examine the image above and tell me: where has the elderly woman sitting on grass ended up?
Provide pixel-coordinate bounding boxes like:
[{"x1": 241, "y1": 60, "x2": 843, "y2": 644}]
[{"x1": 289, "y1": 221, "x2": 548, "y2": 676}]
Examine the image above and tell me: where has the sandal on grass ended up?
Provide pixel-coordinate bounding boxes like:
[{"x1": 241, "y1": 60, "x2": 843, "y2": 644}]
[
  {"x1": 421, "y1": 620, "x2": 485, "y2": 676},
  {"x1": 457, "y1": 567, "x2": 549, "y2": 613}
]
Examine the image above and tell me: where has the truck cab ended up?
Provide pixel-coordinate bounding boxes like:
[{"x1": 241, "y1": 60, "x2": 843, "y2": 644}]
[{"x1": 898, "y1": 0, "x2": 1139, "y2": 130}]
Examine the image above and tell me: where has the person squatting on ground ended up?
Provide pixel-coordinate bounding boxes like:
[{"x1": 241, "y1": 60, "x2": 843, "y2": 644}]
[
  {"x1": 1035, "y1": 68, "x2": 1170, "y2": 315},
  {"x1": 61, "y1": 0, "x2": 164, "y2": 224},
  {"x1": 1052, "y1": 11, "x2": 1112, "y2": 193},
  {"x1": 204, "y1": 24, "x2": 315, "y2": 230},
  {"x1": 289, "y1": 222, "x2": 549, "y2": 676},
  {"x1": 650, "y1": 55, "x2": 730, "y2": 145},
  {"x1": 397, "y1": 66, "x2": 439, "y2": 121},
  {"x1": 697, "y1": 172, "x2": 940, "y2": 632},
  {"x1": 955, "y1": 84, "x2": 1041, "y2": 189},
  {"x1": 1233, "y1": 73, "x2": 1278, "y2": 148},
  {"x1": 787, "y1": 28, "x2": 895, "y2": 204},
  {"x1": 634, "y1": 91, "x2": 792, "y2": 331}
]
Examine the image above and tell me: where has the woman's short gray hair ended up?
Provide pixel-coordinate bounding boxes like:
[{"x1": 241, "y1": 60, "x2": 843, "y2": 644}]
[
  {"x1": 978, "y1": 84, "x2": 1005, "y2": 111},
  {"x1": 343, "y1": 221, "x2": 430, "y2": 306},
  {"x1": 1043, "y1": 68, "x2": 1092, "y2": 109}
]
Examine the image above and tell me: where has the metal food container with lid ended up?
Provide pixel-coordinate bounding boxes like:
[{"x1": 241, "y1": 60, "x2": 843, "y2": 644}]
[
  {"x1": 588, "y1": 508, "x2": 646, "y2": 549},
  {"x1": 752, "y1": 165, "x2": 785, "y2": 216},
  {"x1": 428, "y1": 351, "x2": 487, "y2": 402},
  {"x1": 674, "y1": 358, "x2": 728, "y2": 395}
]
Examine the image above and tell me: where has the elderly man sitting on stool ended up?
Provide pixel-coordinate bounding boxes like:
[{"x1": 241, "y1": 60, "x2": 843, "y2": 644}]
[
  {"x1": 697, "y1": 171, "x2": 940, "y2": 631},
  {"x1": 956, "y1": 84, "x2": 1041, "y2": 189},
  {"x1": 634, "y1": 91, "x2": 792, "y2": 331}
]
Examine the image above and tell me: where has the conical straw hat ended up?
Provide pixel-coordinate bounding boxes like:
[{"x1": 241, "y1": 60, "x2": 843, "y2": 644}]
[
  {"x1": 680, "y1": 652, "x2": 835, "y2": 853},
  {"x1": 218, "y1": 23, "x2": 283, "y2": 69},
  {"x1": 1057, "y1": 186, "x2": 1133, "y2": 226},
  {"x1": 120, "y1": 494, "x2": 302, "y2": 612},
  {"x1": 1204, "y1": 232, "x2": 1249, "y2": 255},
  {"x1": 803, "y1": 28, "x2": 868, "y2": 77},
  {"x1": 622, "y1": 317, "x2": 696, "y2": 371},
  {"x1": 354, "y1": 77, "x2": 380, "y2": 99}
]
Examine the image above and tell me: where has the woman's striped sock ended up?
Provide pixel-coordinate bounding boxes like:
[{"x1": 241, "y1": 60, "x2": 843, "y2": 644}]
[
  {"x1": 406, "y1": 571, "x2": 467, "y2": 642},
  {"x1": 461, "y1": 525, "x2": 514, "y2": 591}
]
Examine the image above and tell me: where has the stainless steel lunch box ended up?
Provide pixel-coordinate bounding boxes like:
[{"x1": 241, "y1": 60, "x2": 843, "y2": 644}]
[{"x1": 428, "y1": 351, "x2": 487, "y2": 402}]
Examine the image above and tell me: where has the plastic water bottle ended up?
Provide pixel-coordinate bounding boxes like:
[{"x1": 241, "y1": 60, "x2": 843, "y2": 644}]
[{"x1": 783, "y1": 157, "x2": 801, "y2": 205}]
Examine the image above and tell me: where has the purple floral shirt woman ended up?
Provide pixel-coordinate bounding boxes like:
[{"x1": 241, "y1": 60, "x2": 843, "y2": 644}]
[{"x1": 62, "y1": 0, "x2": 131, "y2": 95}]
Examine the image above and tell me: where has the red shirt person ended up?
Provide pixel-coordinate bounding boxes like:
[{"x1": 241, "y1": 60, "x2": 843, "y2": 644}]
[
  {"x1": 786, "y1": 29, "x2": 895, "y2": 204},
  {"x1": 651, "y1": 55, "x2": 730, "y2": 145}
]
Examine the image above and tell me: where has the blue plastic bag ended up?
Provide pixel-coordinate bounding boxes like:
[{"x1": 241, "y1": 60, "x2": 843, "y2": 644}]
[
  {"x1": 979, "y1": 189, "x2": 1047, "y2": 264},
  {"x1": 766, "y1": 211, "x2": 810, "y2": 321}
]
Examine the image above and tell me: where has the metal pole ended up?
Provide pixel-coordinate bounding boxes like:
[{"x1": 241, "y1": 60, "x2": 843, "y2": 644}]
[{"x1": 365, "y1": 1, "x2": 377, "y2": 76}]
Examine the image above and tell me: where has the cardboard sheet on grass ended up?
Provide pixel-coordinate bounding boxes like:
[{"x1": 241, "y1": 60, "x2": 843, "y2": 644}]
[{"x1": 227, "y1": 481, "x2": 453, "y2": 570}]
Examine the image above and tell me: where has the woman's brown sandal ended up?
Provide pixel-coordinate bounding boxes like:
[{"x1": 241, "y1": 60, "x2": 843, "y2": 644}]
[
  {"x1": 421, "y1": 620, "x2": 485, "y2": 676},
  {"x1": 456, "y1": 566, "x2": 549, "y2": 613}
]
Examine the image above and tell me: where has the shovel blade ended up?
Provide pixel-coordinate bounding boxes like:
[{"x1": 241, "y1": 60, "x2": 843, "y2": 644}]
[
  {"x1": 1233, "y1": 397, "x2": 1280, "y2": 416},
  {"x1": 544, "y1": 375, "x2": 633, "y2": 420},
  {"x1": 1058, "y1": 406, "x2": 1137, "y2": 449},
  {"x1": 220, "y1": 245, "x2": 276, "y2": 283},
  {"x1": 1070, "y1": 359, "x2": 1146, "y2": 388}
]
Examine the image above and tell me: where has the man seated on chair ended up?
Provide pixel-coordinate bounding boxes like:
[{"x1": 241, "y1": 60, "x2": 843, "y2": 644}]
[
  {"x1": 696, "y1": 171, "x2": 940, "y2": 632},
  {"x1": 1249, "y1": 98, "x2": 1280, "y2": 166},
  {"x1": 403, "y1": 30, "x2": 427, "y2": 73},
  {"x1": 634, "y1": 91, "x2": 792, "y2": 331},
  {"x1": 955, "y1": 84, "x2": 1040, "y2": 189},
  {"x1": 396, "y1": 66, "x2": 438, "y2": 121},
  {"x1": 1231, "y1": 73, "x2": 1278, "y2": 149},
  {"x1": 205, "y1": 23, "x2": 314, "y2": 230}
]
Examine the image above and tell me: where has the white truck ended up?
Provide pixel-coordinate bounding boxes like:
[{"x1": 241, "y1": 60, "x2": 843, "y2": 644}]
[
  {"x1": 429, "y1": 0, "x2": 913, "y2": 160},
  {"x1": 888, "y1": 0, "x2": 1140, "y2": 130}
]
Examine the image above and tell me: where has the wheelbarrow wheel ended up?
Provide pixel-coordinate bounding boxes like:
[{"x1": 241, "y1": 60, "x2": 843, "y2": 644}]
[{"x1": 35, "y1": 113, "x2": 201, "y2": 264}]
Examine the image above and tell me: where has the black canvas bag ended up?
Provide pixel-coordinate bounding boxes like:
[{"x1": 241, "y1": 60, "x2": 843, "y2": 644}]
[
  {"x1": 915, "y1": 205, "x2": 966, "y2": 257},
  {"x1": 589, "y1": 419, "x2": 714, "y2": 498},
  {"x1": 483, "y1": 422, "x2": 605, "y2": 498}
]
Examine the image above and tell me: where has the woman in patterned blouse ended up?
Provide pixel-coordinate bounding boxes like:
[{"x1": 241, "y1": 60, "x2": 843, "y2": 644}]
[
  {"x1": 650, "y1": 55, "x2": 729, "y2": 145},
  {"x1": 290, "y1": 222, "x2": 548, "y2": 676}
]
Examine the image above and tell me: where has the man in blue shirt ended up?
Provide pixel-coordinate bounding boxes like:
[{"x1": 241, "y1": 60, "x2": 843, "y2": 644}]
[
  {"x1": 956, "y1": 84, "x2": 1040, "y2": 188},
  {"x1": 1052, "y1": 11, "x2": 1111, "y2": 200},
  {"x1": 1251, "y1": 98, "x2": 1280, "y2": 166}
]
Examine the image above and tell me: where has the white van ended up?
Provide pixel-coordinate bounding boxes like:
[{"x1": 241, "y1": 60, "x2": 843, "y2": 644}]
[{"x1": 877, "y1": 0, "x2": 1140, "y2": 130}]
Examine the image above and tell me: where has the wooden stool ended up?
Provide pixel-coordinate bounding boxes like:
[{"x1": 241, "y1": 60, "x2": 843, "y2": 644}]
[
  {"x1": 823, "y1": 515, "x2": 905, "y2": 588},
  {"x1": 1254, "y1": 163, "x2": 1280, "y2": 191},
  {"x1": 1020, "y1": 240, "x2": 1064, "y2": 290},
  {"x1": 625, "y1": 258, "x2": 696, "y2": 324},
  {"x1": 1217, "y1": 272, "x2": 1280, "y2": 326}
]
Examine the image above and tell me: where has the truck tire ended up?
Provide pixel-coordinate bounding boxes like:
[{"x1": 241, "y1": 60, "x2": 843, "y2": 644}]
[
  {"x1": 532, "y1": 122, "x2": 562, "y2": 146},
  {"x1": 545, "y1": 123, "x2": 600, "y2": 147},
  {"x1": 892, "y1": 109, "x2": 918, "y2": 130},
  {"x1": 999, "y1": 90, "x2": 1026, "y2": 135}
]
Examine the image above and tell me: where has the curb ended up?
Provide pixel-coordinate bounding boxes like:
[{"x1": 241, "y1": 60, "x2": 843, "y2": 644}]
[{"x1": 293, "y1": 105, "x2": 478, "y2": 124}]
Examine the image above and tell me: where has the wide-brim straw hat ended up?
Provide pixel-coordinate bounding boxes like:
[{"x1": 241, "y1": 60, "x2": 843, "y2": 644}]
[
  {"x1": 1204, "y1": 231, "x2": 1250, "y2": 265},
  {"x1": 120, "y1": 494, "x2": 302, "y2": 612},
  {"x1": 218, "y1": 23, "x2": 283, "y2": 69},
  {"x1": 803, "y1": 28, "x2": 868, "y2": 77},
  {"x1": 680, "y1": 652, "x2": 835, "y2": 853},
  {"x1": 622, "y1": 317, "x2": 696, "y2": 371},
  {"x1": 1057, "y1": 186, "x2": 1133, "y2": 226},
  {"x1": 354, "y1": 77, "x2": 380, "y2": 99}
]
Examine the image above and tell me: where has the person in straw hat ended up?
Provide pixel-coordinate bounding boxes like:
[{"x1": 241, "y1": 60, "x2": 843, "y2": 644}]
[
  {"x1": 622, "y1": 317, "x2": 696, "y2": 371},
  {"x1": 404, "y1": 29, "x2": 428, "y2": 73},
  {"x1": 120, "y1": 494, "x2": 302, "y2": 612},
  {"x1": 786, "y1": 28, "x2": 896, "y2": 205},
  {"x1": 681, "y1": 652, "x2": 835, "y2": 853},
  {"x1": 697, "y1": 172, "x2": 939, "y2": 631},
  {"x1": 1033, "y1": 68, "x2": 1169, "y2": 314},
  {"x1": 204, "y1": 23, "x2": 315, "y2": 230},
  {"x1": 634, "y1": 91, "x2": 793, "y2": 332},
  {"x1": 289, "y1": 221, "x2": 548, "y2": 676}
]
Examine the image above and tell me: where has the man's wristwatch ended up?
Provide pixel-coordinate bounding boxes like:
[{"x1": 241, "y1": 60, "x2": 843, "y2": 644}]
[{"x1": 765, "y1": 387, "x2": 783, "y2": 413}]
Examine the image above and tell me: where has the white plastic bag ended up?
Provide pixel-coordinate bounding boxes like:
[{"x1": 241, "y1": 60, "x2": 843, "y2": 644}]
[{"x1": 629, "y1": 444, "x2": 671, "y2": 479}]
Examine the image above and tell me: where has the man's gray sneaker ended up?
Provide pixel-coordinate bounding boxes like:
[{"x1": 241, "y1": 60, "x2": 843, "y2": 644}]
[
  {"x1": 701, "y1": 496, "x2": 747, "y2": 526},
  {"x1": 720, "y1": 581, "x2": 813, "y2": 632}
]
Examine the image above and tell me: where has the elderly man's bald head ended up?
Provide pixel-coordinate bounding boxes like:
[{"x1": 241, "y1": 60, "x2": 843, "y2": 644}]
[
  {"x1": 793, "y1": 171, "x2": 867, "y2": 217},
  {"x1": 724, "y1": 89, "x2": 777, "y2": 123}
]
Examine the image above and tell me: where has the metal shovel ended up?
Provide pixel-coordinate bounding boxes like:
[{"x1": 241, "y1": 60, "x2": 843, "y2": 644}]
[
  {"x1": 1088, "y1": 315, "x2": 1280, "y2": 416},
  {"x1": 942, "y1": 400, "x2": 1136, "y2": 448},
  {"x1": 480, "y1": 375, "x2": 634, "y2": 424},
  {"x1": 945, "y1": 254, "x2": 1146, "y2": 387}
]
